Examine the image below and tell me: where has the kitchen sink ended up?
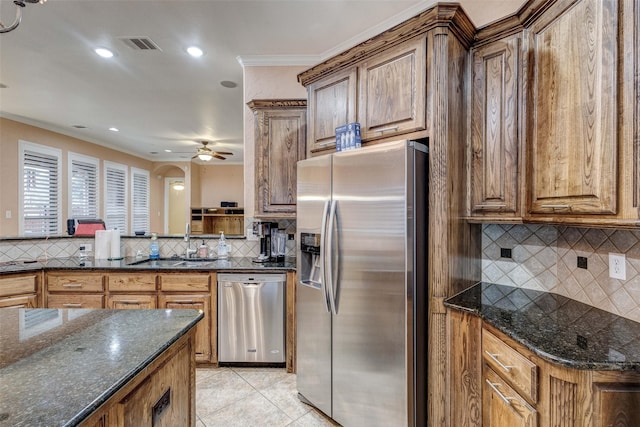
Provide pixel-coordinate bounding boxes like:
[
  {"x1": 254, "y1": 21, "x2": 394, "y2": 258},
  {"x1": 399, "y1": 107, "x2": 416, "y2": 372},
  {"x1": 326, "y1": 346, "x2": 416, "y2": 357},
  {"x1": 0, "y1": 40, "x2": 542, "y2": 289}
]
[{"x1": 127, "y1": 258, "x2": 216, "y2": 268}]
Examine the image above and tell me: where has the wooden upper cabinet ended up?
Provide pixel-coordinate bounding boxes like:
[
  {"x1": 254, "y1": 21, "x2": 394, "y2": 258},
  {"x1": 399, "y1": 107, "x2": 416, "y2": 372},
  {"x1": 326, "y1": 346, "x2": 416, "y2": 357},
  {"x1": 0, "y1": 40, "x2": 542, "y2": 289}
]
[
  {"x1": 527, "y1": 0, "x2": 618, "y2": 215},
  {"x1": 470, "y1": 35, "x2": 521, "y2": 218},
  {"x1": 307, "y1": 67, "x2": 357, "y2": 156},
  {"x1": 249, "y1": 99, "x2": 307, "y2": 218},
  {"x1": 358, "y1": 37, "x2": 426, "y2": 141}
]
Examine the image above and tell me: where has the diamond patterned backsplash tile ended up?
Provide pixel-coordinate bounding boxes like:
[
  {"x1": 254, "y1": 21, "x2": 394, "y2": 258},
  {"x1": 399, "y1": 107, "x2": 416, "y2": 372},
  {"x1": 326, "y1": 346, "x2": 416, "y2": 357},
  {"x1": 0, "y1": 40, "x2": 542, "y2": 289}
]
[
  {"x1": 0, "y1": 220, "x2": 297, "y2": 263},
  {"x1": 482, "y1": 224, "x2": 640, "y2": 323}
]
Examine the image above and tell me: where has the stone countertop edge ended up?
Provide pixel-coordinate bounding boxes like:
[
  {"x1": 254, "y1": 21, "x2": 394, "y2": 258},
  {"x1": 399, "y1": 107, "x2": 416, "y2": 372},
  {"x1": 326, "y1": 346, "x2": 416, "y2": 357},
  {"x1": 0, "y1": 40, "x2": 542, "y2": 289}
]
[
  {"x1": 0, "y1": 256, "x2": 296, "y2": 273},
  {"x1": 444, "y1": 282, "x2": 640, "y2": 372},
  {"x1": 65, "y1": 310, "x2": 204, "y2": 427}
]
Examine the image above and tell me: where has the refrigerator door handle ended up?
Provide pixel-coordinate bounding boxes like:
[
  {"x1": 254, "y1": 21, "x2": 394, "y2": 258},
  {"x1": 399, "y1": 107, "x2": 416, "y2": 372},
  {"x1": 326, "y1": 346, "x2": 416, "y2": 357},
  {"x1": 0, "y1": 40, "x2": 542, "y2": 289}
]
[
  {"x1": 326, "y1": 199, "x2": 338, "y2": 315},
  {"x1": 319, "y1": 200, "x2": 331, "y2": 313}
]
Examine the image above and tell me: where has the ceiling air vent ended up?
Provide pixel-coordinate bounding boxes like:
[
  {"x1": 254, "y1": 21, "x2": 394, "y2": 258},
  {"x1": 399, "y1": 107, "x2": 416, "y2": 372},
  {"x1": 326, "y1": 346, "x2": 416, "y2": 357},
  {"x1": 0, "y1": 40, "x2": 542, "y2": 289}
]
[{"x1": 119, "y1": 37, "x2": 161, "y2": 51}]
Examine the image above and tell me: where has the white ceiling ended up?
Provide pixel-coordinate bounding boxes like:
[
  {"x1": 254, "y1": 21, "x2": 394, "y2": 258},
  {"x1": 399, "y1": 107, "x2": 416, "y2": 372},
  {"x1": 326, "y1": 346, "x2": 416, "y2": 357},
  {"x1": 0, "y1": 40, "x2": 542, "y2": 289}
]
[{"x1": 0, "y1": 0, "x2": 524, "y2": 165}]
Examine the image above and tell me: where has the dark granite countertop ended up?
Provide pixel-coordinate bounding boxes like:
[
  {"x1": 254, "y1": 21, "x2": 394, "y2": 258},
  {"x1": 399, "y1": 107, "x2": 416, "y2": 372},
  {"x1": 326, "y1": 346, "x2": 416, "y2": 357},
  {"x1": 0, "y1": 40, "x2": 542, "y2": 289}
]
[
  {"x1": 445, "y1": 282, "x2": 640, "y2": 371},
  {"x1": 0, "y1": 308, "x2": 203, "y2": 426},
  {"x1": 0, "y1": 256, "x2": 296, "y2": 274}
]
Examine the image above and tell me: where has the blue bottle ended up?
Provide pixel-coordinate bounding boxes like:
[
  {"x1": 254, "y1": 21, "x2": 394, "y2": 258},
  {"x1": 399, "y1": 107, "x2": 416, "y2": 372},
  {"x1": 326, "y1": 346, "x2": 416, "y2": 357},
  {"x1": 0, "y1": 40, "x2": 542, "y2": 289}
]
[{"x1": 149, "y1": 233, "x2": 160, "y2": 259}]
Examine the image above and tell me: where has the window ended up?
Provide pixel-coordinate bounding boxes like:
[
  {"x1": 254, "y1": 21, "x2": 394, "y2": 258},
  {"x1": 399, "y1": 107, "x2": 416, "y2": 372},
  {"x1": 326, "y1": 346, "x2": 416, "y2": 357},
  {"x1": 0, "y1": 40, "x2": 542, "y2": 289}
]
[
  {"x1": 104, "y1": 161, "x2": 128, "y2": 234},
  {"x1": 19, "y1": 141, "x2": 62, "y2": 235},
  {"x1": 68, "y1": 153, "x2": 99, "y2": 220},
  {"x1": 131, "y1": 167, "x2": 150, "y2": 234}
]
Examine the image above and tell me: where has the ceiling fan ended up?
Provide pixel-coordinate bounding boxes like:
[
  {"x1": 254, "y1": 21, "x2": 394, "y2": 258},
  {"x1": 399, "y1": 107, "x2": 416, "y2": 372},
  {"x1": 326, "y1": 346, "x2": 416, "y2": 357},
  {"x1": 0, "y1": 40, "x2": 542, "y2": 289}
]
[{"x1": 191, "y1": 141, "x2": 233, "y2": 161}]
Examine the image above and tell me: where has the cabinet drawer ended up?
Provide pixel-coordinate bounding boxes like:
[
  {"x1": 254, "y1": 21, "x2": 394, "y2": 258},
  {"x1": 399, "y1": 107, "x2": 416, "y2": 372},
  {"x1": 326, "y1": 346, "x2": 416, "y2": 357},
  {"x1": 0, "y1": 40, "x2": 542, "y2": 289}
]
[
  {"x1": 47, "y1": 294, "x2": 104, "y2": 309},
  {"x1": 0, "y1": 294, "x2": 38, "y2": 309},
  {"x1": 47, "y1": 273, "x2": 104, "y2": 292},
  {"x1": 483, "y1": 365, "x2": 537, "y2": 427},
  {"x1": 108, "y1": 274, "x2": 157, "y2": 292},
  {"x1": 107, "y1": 294, "x2": 157, "y2": 309},
  {"x1": 159, "y1": 274, "x2": 210, "y2": 292},
  {"x1": 483, "y1": 329, "x2": 538, "y2": 403},
  {"x1": 0, "y1": 274, "x2": 38, "y2": 297}
]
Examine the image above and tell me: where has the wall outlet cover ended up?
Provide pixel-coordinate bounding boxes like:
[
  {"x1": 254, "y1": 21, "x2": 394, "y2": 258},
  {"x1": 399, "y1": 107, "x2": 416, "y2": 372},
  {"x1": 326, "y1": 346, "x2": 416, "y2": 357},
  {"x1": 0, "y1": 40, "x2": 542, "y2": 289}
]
[
  {"x1": 577, "y1": 256, "x2": 588, "y2": 269},
  {"x1": 609, "y1": 253, "x2": 626, "y2": 280}
]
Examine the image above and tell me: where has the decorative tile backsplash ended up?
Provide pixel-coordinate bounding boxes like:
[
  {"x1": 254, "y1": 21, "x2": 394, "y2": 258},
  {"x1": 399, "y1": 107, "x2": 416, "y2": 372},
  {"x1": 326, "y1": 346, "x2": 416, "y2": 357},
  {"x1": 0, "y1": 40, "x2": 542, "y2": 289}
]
[
  {"x1": 482, "y1": 224, "x2": 640, "y2": 323},
  {"x1": 0, "y1": 219, "x2": 297, "y2": 263}
]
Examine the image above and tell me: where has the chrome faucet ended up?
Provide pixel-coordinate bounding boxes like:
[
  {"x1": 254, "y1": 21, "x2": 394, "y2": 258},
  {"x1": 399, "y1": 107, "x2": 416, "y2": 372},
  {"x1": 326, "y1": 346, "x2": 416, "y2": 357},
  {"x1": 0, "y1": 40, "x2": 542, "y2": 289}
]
[{"x1": 184, "y1": 222, "x2": 196, "y2": 258}]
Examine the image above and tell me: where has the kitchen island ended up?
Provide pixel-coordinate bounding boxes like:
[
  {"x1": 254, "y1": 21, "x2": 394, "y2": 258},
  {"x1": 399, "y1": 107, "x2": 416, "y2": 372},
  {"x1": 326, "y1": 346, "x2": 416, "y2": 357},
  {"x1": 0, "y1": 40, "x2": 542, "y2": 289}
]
[{"x1": 0, "y1": 308, "x2": 203, "y2": 426}]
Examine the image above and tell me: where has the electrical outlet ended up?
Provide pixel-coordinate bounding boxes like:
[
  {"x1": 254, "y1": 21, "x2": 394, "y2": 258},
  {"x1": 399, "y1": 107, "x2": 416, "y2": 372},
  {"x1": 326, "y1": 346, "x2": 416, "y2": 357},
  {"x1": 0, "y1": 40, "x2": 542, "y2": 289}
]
[
  {"x1": 84, "y1": 243, "x2": 92, "y2": 252},
  {"x1": 5, "y1": 210, "x2": 11, "y2": 219},
  {"x1": 609, "y1": 253, "x2": 626, "y2": 280},
  {"x1": 500, "y1": 248, "x2": 512, "y2": 258},
  {"x1": 577, "y1": 256, "x2": 588, "y2": 269}
]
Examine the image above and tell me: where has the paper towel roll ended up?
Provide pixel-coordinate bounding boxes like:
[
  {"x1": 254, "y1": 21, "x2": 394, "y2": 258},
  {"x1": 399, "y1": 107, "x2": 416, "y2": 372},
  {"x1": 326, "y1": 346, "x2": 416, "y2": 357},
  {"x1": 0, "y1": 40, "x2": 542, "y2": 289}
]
[
  {"x1": 110, "y1": 230, "x2": 122, "y2": 260},
  {"x1": 94, "y1": 230, "x2": 112, "y2": 259}
]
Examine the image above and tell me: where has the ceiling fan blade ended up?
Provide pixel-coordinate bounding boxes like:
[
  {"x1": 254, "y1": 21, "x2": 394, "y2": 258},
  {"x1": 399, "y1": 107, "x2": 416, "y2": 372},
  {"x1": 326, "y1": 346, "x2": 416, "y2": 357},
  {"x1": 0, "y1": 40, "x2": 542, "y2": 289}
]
[
  {"x1": 213, "y1": 154, "x2": 226, "y2": 160},
  {"x1": 214, "y1": 151, "x2": 233, "y2": 155}
]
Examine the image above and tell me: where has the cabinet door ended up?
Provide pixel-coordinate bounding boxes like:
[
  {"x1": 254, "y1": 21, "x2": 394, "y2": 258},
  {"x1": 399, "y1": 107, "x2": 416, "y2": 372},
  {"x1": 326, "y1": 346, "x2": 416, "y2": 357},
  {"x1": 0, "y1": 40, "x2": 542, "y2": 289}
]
[
  {"x1": 307, "y1": 67, "x2": 357, "y2": 155},
  {"x1": 483, "y1": 367, "x2": 537, "y2": 427},
  {"x1": 0, "y1": 274, "x2": 38, "y2": 297},
  {"x1": 528, "y1": 0, "x2": 618, "y2": 215},
  {"x1": 470, "y1": 36, "x2": 521, "y2": 217},
  {"x1": 358, "y1": 37, "x2": 426, "y2": 141},
  {"x1": 0, "y1": 294, "x2": 37, "y2": 308},
  {"x1": 592, "y1": 383, "x2": 640, "y2": 427},
  {"x1": 254, "y1": 104, "x2": 306, "y2": 217},
  {"x1": 47, "y1": 273, "x2": 104, "y2": 292},
  {"x1": 159, "y1": 294, "x2": 211, "y2": 362},
  {"x1": 107, "y1": 294, "x2": 157, "y2": 309}
]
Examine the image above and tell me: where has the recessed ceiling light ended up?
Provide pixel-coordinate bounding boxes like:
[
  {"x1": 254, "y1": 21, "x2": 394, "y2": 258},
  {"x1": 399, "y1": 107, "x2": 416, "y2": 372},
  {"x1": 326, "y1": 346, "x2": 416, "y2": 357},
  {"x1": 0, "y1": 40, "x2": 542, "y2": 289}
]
[
  {"x1": 186, "y1": 46, "x2": 203, "y2": 57},
  {"x1": 109, "y1": 127, "x2": 119, "y2": 132},
  {"x1": 164, "y1": 149, "x2": 172, "y2": 153},
  {"x1": 220, "y1": 81, "x2": 237, "y2": 88},
  {"x1": 95, "y1": 47, "x2": 114, "y2": 58}
]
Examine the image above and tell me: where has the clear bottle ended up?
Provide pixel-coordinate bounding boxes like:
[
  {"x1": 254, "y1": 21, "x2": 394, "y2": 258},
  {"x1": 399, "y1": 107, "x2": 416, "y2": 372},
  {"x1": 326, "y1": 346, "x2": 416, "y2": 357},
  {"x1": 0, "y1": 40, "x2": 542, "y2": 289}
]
[
  {"x1": 217, "y1": 231, "x2": 229, "y2": 259},
  {"x1": 198, "y1": 240, "x2": 208, "y2": 258},
  {"x1": 149, "y1": 232, "x2": 160, "y2": 259}
]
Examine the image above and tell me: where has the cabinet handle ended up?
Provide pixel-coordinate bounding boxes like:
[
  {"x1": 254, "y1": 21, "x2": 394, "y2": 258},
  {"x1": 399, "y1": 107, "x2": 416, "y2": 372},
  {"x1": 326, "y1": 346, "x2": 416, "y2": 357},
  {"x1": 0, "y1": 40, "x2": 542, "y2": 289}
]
[
  {"x1": 485, "y1": 351, "x2": 514, "y2": 373},
  {"x1": 172, "y1": 300, "x2": 195, "y2": 304},
  {"x1": 540, "y1": 204, "x2": 570, "y2": 210},
  {"x1": 375, "y1": 126, "x2": 399, "y2": 134},
  {"x1": 485, "y1": 380, "x2": 513, "y2": 406},
  {"x1": 63, "y1": 283, "x2": 83, "y2": 288},
  {"x1": 63, "y1": 303, "x2": 83, "y2": 307},
  {"x1": 117, "y1": 300, "x2": 141, "y2": 304}
]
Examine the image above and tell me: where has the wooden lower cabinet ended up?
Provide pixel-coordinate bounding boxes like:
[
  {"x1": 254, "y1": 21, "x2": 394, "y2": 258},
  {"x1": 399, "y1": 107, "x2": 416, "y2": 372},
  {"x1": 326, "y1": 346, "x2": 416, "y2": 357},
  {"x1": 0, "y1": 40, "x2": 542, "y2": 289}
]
[
  {"x1": 450, "y1": 311, "x2": 640, "y2": 426},
  {"x1": 0, "y1": 272, "x2": 40, "y2": 308},
  {"x1": 45, "y1": 272, "x2": 104, "y2": 308},
  {"x1": 159, "y1": 273, "x2": 214, "y2": 364},
  {"x1": 47, "y1": 294, "x2": 104, "y2": 309},
  {"x1": 159, "y1": 294, "x2": 211, "y2": 363}
]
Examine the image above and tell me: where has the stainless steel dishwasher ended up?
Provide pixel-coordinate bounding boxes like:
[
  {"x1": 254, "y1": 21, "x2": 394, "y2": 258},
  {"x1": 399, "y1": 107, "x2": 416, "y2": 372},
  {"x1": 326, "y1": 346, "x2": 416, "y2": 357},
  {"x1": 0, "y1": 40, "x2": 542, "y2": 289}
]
[{"x1": 218, "y1": 273, "x2": 286, "y2": 363}]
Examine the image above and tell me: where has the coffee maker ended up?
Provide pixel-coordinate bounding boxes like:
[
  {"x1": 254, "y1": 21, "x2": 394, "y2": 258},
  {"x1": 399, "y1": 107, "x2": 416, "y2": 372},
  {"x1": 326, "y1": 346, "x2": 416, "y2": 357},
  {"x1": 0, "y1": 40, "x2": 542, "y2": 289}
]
[{"x1": 252, "y1": 221, "x2": 279, "y2": 263}]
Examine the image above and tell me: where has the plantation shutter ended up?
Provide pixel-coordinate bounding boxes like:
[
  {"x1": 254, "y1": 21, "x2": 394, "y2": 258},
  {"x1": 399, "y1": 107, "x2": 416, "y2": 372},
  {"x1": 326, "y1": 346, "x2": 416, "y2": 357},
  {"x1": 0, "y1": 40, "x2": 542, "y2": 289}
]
[
  {"x1": 69, "y1": 153, "x2": 99, "y2": 220},
  {"x1": 20, "y1": 141, "x2": 62, "y2": 235},
  {"x1": 131, "y1": 168, "x2": 150, "y2": 234},
  {"x1": 104, "y1": 161, "x2": 128, "y2": 234}
]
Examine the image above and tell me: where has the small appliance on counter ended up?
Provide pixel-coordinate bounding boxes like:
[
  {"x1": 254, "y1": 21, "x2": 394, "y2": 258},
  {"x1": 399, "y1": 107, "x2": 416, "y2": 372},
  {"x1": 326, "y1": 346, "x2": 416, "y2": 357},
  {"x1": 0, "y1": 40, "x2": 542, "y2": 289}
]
[
  {"x1": 69, "y1": 219, "x2": 106, "y2": 236},
  {"x1": 252, "y1": 221, "x2": 279, "y2": 263}
]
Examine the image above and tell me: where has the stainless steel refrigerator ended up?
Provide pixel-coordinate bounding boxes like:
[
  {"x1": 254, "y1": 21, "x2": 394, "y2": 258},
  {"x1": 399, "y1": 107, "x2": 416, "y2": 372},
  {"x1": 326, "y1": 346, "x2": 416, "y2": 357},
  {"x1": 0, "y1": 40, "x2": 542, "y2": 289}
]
[{"x1": 296, "y1": 140, "x2": 427, "y2": 426}]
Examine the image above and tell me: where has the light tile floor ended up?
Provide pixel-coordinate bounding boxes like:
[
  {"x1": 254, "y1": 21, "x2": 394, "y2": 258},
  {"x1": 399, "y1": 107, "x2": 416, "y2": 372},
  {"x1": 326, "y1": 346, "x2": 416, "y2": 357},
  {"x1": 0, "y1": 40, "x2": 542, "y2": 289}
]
[{"x1": 196, "y1": 367, "x2": 340, "y2": 426}]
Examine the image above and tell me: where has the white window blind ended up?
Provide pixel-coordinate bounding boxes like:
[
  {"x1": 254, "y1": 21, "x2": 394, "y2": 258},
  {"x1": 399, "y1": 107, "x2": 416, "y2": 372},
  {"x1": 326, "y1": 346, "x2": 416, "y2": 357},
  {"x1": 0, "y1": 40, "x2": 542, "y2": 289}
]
[
  {"x1": 131, "y1": 168, "x2": 150, "y2": 234},
  {"x1": 19, "y1": 141, "x2": 62, "y2": 235},
  {"x1": 104, "y1": 161, "x2": 128, "y2": 234},
  {"x1": 69, "y1": 153, "x2": 99, "y2": 220}
]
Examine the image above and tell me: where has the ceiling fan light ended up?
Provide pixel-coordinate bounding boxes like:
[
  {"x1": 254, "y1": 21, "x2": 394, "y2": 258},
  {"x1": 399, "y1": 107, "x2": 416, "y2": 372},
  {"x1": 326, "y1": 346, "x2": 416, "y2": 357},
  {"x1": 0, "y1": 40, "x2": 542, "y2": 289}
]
[
  {"x1": 172, "y1": 181, "x2": 185, "y2": 191},
  {"x1": 198, "y1": 153, "x2": 213, "y2": 161}
]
